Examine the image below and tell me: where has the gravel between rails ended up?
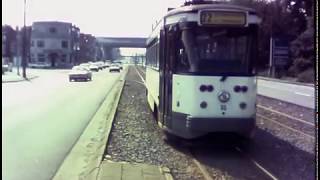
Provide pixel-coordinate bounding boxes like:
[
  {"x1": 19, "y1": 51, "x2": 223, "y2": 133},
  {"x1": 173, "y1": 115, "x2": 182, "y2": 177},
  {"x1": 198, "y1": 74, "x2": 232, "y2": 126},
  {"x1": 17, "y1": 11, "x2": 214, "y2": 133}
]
[{"x1": 104, "y1": 67, "x2": 205, "y2": 180}]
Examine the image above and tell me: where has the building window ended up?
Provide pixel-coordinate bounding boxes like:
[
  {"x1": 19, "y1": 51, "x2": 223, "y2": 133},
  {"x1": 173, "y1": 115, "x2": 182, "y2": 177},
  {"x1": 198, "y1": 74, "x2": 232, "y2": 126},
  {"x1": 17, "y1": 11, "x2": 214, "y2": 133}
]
[
  {"x1": 31, "y1": 40, "x2": 34, "y2": 47},
  {"x1": 49, "y1": 27, "x2": 57, "y2": 33},
  {"x1": 61, "y1": 41, "x2": 68, "y2": 48},
  {"x1": 37, "y1": 40, "x2": 44, "y2": 48},
  {"x1": 61, "y1": 54, "x2": 67, "y2": 62},
  {"x1": 38, "y1": 53, "x2": 45, "y2": 62}
]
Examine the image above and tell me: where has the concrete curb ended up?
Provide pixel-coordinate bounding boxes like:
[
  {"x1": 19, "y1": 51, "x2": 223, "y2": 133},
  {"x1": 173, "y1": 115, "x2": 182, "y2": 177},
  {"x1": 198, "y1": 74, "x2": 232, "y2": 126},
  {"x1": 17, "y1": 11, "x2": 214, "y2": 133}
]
[
  {"x1": 257, "y1": 76, "x2": 314, "y2": 87},
  {"x1": 2, "y1": 75, "x2": 39, "y2": 83},
  {"x1": 52, "y1": 67, "x2": 128, "y2": 180}
]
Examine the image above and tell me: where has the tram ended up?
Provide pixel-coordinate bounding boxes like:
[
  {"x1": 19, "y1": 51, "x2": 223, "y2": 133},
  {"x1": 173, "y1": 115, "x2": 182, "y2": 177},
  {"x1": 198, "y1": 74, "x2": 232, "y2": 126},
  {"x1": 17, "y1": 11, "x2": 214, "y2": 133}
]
[{"x1": 145, "y1": 0, "x2": 261, "y2": 139}]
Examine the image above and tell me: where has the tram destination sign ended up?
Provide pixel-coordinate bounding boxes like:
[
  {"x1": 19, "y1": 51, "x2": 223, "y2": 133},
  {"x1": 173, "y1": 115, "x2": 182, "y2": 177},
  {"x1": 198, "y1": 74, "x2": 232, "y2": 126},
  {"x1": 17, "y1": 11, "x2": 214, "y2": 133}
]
[{"x1": 200, "y1": 11, "x2": 246, "y2": 26}]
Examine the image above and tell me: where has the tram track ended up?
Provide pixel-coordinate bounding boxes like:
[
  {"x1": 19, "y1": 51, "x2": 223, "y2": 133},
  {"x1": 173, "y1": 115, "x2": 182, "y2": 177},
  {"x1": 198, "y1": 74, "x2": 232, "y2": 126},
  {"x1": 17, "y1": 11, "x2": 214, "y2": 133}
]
[
  {"x1": 257, "y1": 104, "x2": 315, "y2": 126},
  {"x1": 256, "y1": 113, "x2": 314, "y2": 140},
  {"x1": 187, "y1": 141, "x2": 281, "y2": 180}
]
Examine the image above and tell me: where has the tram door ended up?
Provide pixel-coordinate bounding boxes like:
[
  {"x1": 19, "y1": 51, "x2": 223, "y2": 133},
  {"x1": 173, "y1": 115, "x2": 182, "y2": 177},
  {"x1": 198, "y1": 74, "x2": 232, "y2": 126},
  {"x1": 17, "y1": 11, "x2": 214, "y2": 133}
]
[{"x1": 159, "y1": 26, "x2": 176, "y2": 128}]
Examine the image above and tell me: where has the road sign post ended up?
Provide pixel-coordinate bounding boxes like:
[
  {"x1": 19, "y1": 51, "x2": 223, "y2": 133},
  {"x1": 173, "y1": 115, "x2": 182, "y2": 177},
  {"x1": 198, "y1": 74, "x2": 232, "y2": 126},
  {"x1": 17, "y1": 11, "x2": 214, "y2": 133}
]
[{"x1": 269, "y1": 36, "x2": 290, "y2": 78}]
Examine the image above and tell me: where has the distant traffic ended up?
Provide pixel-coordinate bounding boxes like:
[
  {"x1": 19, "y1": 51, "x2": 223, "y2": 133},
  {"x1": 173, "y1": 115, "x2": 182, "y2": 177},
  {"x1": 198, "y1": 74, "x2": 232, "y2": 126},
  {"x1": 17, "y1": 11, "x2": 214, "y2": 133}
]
[{"x1": 68, "y1": 60, "x2": 124, "y2": 82}]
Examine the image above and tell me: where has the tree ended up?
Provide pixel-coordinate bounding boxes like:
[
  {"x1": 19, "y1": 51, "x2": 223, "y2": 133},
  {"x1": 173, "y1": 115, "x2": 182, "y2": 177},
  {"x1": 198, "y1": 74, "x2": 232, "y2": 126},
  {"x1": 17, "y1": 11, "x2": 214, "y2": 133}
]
[{"x1": 230, "y1": 0, "x2": 313, "y2": 75}]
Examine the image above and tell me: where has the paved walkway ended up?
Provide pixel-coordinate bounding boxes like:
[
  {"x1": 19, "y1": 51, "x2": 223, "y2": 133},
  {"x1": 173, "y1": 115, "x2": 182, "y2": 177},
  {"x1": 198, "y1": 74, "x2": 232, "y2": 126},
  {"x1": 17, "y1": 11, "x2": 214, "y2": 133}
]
[
  {"x1": 98, "y1": 160, "x2": 173, "y2": 180},
  {"x1": 2, "y1": 70, "x2": 38, "y2": 83}
]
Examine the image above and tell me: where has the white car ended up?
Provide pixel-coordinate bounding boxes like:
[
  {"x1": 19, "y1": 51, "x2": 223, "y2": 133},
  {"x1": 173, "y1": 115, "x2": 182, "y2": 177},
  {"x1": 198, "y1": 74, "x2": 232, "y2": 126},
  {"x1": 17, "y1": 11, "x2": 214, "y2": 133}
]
[
  {"x1": 104, "y1": 62, "x2": 111, "y2": 68},
  {"x1": 2, "y1": 63, "x2": 13, "y2": 72},
  {"x1": 109, "y1": 64, "x2": 120, "y2": 72},
  {"x1": 69, "y1": 66, "x2": 92, "y2": 81},
  {"x1": 90, "y1": 62, "x2": 102, "y2": 70},
  {"x1": 89, "y1": 64, "x2": 99, "y2": 72}
]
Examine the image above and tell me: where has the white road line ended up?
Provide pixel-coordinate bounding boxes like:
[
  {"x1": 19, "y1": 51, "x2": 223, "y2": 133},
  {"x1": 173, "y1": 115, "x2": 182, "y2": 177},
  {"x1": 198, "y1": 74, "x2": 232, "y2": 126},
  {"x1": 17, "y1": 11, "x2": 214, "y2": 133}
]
[
  {"x1": 257, "y1": 114, "x2": 314, "y2": 140},
  {"x1": 294, "y1": 91, "x2": 312, "y2": 97},
  {"x1": 235, "y1": 147, "x2": 279, "y2": 180},
  {"x1": 257, "y1": 105, "x2": 315, "y2": 126}
]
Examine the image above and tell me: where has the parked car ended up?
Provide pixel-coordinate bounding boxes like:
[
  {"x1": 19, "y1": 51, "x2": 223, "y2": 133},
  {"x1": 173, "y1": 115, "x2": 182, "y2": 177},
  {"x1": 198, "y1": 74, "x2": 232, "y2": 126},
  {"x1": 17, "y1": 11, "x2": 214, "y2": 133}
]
[
  {"x1": 103, "y1": 61, "x2": 111, "y2": 68},
  {"x1": 89, "y1": 64, "x2": 100, "y2": 72},
  {"x1": 69, "y1": 66, "x2": 92, "y2": 82},
  {"x1": 2, "y1": 63, "x2": 13, "y2": 73},
  {"x1": 93, "y1": 62, "x2": 104, "y2": 70},
  {"x1": 113, "y1": 61, "x2": 123, "y2": 70},
  {"x1": 109, "y1": 63, "x2": 120, "y2": 72}
]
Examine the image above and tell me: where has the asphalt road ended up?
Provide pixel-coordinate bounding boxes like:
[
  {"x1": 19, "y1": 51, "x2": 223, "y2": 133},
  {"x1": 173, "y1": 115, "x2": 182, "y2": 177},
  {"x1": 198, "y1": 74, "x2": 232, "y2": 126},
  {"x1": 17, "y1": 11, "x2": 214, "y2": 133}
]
[
  {"x1": 257, "y1": 79, "x2": 315, "y2": 109},
  {"x1": 2, "y1": 68, "x2": 122, "y2": 180}
]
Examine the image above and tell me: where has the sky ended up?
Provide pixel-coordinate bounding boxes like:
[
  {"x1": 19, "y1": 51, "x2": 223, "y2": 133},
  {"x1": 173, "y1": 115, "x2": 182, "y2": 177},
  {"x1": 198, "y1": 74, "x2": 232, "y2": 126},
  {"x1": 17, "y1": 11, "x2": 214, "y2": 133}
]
[{"x1": 2, "y1": 0, "x2": 185, "y2": 37}]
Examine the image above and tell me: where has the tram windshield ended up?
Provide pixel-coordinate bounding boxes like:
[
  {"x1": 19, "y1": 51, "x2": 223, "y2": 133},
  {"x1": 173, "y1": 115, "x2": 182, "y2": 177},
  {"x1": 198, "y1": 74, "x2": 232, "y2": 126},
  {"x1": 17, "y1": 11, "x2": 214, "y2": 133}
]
[{"x1": 175, "y1": 26, "x2": 257, "y2": 75}]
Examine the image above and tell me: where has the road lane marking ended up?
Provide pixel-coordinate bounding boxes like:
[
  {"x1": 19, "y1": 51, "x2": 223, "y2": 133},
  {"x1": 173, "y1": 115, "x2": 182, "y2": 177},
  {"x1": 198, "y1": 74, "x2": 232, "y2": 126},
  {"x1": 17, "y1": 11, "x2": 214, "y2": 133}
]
[{"x1": 294, "y1": 92, "x2": 312, "y2": 97}]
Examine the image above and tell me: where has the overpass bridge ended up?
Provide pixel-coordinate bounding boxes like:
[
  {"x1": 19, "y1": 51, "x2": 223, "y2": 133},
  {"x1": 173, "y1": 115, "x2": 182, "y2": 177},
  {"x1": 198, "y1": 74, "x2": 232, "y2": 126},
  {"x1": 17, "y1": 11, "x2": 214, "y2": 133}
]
[
  {"x1": 96, "y1": 37, "x2": 147, "y2": 48},
  {"x1": 95, "y1": 37, "x2": 147, "y2": 60}
]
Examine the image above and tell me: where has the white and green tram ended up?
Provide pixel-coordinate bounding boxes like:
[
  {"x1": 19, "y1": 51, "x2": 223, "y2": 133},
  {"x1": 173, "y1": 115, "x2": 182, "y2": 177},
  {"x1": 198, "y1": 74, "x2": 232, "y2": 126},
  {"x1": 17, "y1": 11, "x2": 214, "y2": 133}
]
[{"x1": 145, "y1": 1, "x2": 261, "y2": 139}]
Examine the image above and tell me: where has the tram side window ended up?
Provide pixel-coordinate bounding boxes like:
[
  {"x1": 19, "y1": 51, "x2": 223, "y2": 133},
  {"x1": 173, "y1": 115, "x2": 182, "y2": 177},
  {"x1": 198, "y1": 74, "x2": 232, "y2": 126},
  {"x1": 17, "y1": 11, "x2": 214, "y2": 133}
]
[{"x1": 146, "y1": 42, "x2": 159, "y2": 70}]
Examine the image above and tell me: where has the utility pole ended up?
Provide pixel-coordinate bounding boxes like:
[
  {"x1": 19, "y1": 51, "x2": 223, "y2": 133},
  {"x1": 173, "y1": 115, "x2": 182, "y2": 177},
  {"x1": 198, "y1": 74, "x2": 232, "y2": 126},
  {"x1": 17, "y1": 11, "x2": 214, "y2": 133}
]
[
  {"x1": 22, "y1": 0, "x2": 27, "y2": 78},
  {"x1": 16, "y1": 26, "x2": 20, "y2": 76},
  {"x1": 269, "y1": 1, "x2": 274, "y2": 78}
]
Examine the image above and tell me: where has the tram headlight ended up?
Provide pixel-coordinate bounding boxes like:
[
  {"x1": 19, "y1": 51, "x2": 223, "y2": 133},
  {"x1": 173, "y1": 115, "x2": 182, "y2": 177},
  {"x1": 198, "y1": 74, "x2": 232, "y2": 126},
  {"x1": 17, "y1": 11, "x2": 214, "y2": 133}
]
[
  {"x1": 207, "y1": 85, "x2": 214, "y2": 92},
  {"x1": 234, "y1": 85, "x2": 241, "y2": 92},
  {"x1": 200, "y1": 85, "x2": 214, "y2": 92},
  {"x1": 200, "y1": 101, "x2": 207, "y2": 108},
  {"x1": 241, "y1": 86, "x2": 248, "y2": 92},
  {"x1": 199, "y1": 85, "x2": 207, "y2": 92}
]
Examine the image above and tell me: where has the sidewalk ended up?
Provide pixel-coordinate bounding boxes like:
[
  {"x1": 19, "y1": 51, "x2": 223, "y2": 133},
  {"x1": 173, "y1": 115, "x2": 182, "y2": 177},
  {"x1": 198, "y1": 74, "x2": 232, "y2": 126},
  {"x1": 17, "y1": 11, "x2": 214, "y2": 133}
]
[
  {"x1": 98, "y1": 160, "x2": 173, "y2": 180},
  {"x1": 2, "y1": 70, "x2": 38, "y2": 83},
  {"x1": 257, "y1": 76, "x2": 314, "y2": 87}
]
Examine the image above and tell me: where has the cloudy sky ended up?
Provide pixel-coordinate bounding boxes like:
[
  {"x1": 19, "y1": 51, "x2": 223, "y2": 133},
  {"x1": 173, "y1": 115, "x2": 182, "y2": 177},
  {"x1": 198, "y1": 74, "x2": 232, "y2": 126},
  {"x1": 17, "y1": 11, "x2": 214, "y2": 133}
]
[{"x1": 2, "y1": 0, "x2": 185, "y2": 37}]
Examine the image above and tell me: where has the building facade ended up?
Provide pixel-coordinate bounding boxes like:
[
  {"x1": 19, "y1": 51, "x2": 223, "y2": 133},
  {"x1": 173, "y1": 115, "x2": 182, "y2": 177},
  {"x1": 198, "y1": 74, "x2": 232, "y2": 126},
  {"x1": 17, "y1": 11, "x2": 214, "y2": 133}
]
[{"x1": 30, "y1": 21, "x2": 80, "y2": 68}]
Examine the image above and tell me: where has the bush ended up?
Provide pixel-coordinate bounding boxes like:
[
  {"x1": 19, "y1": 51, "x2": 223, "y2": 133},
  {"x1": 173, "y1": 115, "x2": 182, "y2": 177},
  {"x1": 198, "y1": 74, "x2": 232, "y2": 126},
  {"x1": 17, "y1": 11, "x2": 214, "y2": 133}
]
[{"x1": 297, "y1": 68, "x2": 314, "y2": 83}]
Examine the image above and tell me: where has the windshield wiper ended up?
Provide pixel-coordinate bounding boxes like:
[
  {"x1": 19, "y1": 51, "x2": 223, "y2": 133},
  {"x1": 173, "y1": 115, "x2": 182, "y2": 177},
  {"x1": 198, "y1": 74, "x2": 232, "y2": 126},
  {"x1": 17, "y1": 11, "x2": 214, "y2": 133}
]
[{"x1": 220, "y1": 76, "x2": 228, "y2": 82}]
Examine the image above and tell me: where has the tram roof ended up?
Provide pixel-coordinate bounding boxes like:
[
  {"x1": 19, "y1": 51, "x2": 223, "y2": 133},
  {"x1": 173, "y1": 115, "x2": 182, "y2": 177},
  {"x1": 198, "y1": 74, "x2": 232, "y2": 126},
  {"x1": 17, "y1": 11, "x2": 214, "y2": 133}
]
[{"x1": 165, "y1": 3, "x2": 257, "y2": 17}]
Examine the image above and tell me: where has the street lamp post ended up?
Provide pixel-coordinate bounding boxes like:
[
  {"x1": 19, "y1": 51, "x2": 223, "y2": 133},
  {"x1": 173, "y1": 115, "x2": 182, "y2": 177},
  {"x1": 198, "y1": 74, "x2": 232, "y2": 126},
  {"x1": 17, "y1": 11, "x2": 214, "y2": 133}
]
[{"x1": 22, "y1": 0, "x2": 27, "y2": 78}]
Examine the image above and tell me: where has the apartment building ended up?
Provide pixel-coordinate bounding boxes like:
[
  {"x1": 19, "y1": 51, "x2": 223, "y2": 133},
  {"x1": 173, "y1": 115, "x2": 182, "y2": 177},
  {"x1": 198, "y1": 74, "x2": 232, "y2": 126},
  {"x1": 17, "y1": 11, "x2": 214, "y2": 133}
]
[{"x1": 30, "y1": 21, "x2": 80, "y2": 68}]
